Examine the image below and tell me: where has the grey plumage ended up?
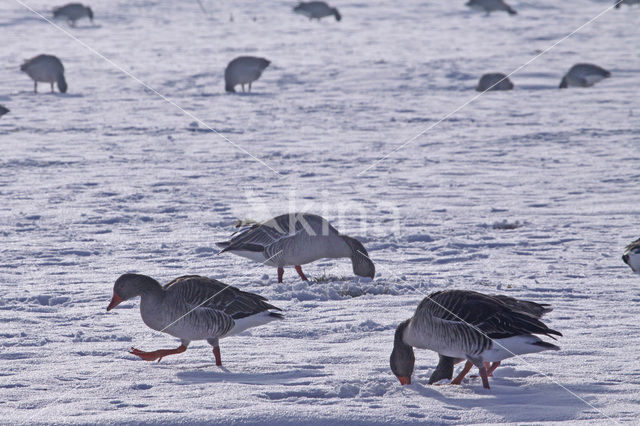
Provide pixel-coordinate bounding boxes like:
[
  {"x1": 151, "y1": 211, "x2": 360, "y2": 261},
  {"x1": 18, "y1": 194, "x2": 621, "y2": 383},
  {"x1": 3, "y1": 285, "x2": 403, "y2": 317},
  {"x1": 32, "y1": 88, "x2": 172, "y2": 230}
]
[
  {"x1": 293, "y1": 2, "x2": 342, "y2": 21},
  {"x1": 622, "y1": 238, "x2": 640, "y2": 273},
  {"x1": 53, "y1": 3, "x2": 94, "y2": 26},
  {"x1": 476, "y1": 73, "x2": 514, "y2": 92},
  {"x1": 466, "y1": 0, "x2": 517, "y2": 15},
  {"x1": 0, "y1": 105, "x2": 8, "y2": 118},
  {"x1": 20, "y1": 54, "x2": 67, "y2": 93},
  {"x1": 559, "y1": 63, "x2": 611, "y2": 89},
  {"x1": 615, "y1": 0, "x2": 640, "y2": 8},
  {"x1": 224, "y1": 56, "x2": 270, "y2": 93}
]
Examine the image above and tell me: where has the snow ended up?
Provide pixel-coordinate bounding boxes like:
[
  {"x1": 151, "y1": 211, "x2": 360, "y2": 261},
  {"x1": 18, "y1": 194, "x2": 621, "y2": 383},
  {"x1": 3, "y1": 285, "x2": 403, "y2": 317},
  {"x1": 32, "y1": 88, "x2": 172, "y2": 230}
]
[{"x1": 1, "y1": 0, "x2": 639, "y2": 424}]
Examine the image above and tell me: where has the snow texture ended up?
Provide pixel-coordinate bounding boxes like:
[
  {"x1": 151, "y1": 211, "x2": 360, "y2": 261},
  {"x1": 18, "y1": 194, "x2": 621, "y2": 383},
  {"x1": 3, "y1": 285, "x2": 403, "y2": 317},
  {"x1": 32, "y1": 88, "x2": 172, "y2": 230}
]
[{"x1": 1, "y1": 0, "x2": 639, "y2": 424}]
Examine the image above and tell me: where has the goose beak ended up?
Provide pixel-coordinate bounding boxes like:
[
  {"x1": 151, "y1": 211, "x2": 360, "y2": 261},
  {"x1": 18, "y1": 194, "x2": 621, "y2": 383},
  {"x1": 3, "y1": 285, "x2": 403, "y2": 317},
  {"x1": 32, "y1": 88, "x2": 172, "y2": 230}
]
[
  {"x1": 107, "y1": 293, "x2": 123, "y2": 311},
  {"x1": 397, "y1": 376, "x2": 411, "y2": 385}
]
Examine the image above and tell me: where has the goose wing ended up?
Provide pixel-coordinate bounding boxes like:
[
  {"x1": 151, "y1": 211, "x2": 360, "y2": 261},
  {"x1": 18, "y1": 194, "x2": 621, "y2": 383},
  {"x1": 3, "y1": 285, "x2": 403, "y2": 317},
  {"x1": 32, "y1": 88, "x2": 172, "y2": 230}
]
[{"x1": 624, "y1": 238, "x2": 640, "y2": 254}]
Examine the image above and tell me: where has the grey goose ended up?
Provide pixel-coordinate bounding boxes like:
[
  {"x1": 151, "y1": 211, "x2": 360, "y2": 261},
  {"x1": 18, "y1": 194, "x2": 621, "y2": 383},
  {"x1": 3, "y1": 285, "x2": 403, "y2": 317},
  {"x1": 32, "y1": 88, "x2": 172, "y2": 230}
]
[
  {"x1": 53, "y1": 3, "x2": 94, "y2": 26},
  {"x1": 217, "y1": 213, "x2": 375, "y2": 283},
  {"x1": 622, "y1": 238, "x2": 640, "y2": 273},
  {"x1": 559, "y1": 63, "x2": 610, "y2": 89},
  {"x1": 390, "y1": 290, "x2": 561, "y2": 389},
  {"x1": 476, "y1": 73, "x2": 514, "y2": 92},
  {"x1": 20, "y1": 54, "x2": 67, "y2": 93},
  {"x1": 466, "y1": 0, "x2": 517, "y2": 15},
  {"x1": 224, "y1": 56, "x2": 270, "y2": 93},
  {"x1": 107, "y1": 274, "x2": 283, "y2": 365},
  {"x1": 293, "y1": 2, "x2": 342, "y2": 21}
]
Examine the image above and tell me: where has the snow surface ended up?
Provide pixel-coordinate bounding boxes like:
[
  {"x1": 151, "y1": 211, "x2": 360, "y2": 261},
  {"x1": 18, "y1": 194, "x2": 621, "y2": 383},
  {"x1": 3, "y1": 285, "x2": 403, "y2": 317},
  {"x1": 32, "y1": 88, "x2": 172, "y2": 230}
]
[{"x1": 1, "y1": 0, "x2": 639, "y2": 424}]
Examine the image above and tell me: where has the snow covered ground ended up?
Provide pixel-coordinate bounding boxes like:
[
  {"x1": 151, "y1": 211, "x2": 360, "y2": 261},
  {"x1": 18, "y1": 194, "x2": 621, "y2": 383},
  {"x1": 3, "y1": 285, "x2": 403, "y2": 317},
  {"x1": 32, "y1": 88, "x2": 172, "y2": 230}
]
[{"x1": 1, "y1": 0, "x2": 639, "y2": 424}]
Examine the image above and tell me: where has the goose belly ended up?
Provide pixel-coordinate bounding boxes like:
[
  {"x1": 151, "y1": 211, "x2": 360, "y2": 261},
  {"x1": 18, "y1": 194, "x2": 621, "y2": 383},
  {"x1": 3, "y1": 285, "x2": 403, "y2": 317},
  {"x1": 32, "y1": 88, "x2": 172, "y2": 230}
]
[
  {"x1": 228, "y1": 66, "x2": 262, "y2": 85},
  {"x1": 25, "y1": 62, "x2": 60, "y2": 83}
]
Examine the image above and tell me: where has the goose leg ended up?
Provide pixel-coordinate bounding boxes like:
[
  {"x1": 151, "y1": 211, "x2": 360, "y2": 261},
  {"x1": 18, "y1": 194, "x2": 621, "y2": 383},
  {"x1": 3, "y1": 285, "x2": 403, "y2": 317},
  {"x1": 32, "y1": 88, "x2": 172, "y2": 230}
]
[
  {"x1": 213, "y1": 346, "x2": 222, "y2": 366},
  {"x1": 129, "y1": 344, "x2": 187, "y2": 362},
  {"x1": 487, "y1": 361, "x2": 501, "y2": 377},
  {"x1": 295, "y1": 265, "x2": 309, "y2": 281},
  {"x1": 478, "y1": 365, "x2": 490, "y2": 389},
  {"x1": 451, "y1": 361, "x2": 473, "y2": 385},
  {"x1": 34, "y1": 81, "x2": 37, "y2": 93},
  {"x1": 248, "y1": 82, "x2": 252, "y2": 92},
  {"x1": 277, "y1": 267, "x2": 284, "y2": 283},
  {"x1": 50, "y1": 82, "x2": 54, "y2": 93}
]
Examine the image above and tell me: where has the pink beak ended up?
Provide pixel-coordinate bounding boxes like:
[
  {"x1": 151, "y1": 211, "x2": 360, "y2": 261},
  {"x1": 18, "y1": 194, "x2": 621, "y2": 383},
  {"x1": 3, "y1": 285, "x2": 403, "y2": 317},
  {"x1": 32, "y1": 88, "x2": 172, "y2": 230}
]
[{"x1": 107, "y1": 293, "x2": 123, "y2": 311}]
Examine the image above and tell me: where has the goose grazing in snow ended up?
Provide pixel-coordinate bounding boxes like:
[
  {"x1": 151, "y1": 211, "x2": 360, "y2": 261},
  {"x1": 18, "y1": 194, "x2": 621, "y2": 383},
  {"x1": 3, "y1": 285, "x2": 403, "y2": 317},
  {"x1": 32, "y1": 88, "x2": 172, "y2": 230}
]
[
  {"x1": 20, "y1": 54, "x2": 67, "y2": 93},
  {"x1": 466, "y1": 0, "x2": 517, "y2": 15},
  {"x1": 53, "y1": 3, "x2": 94, "y2": 26},
  {"x1": 622, "y1": 238, "x2": 640, "y2": 273},
  {"x1": 390, "y1": 290, "x2": 561, "y2": 389},
  {"x1": 294, "y1": 2, "x2": 342, "y2": 21},
  {"x1": 106, "y1": 274, "x2": 283, "y2": 365},
  {"x1": 476, "y1": 73, "x2": 514, "y2": 92},
  {"x1": 224, "y1": 56, "x2": 271, "y2": 93},
  {"x1": 0, "y1": 105, "x2": 8, "y2": 118},
  {"x1": 616, "y1": 0, "x2": 640, "y2": 8},
  {"x1": 428, "y1": 294, "x2": 553, "y2": 385},
  {"x1": 559, "y1": 63, "x2": 611, "y2": 89},
  {"x1": 216, "y1": 213, "x2": 375, "y2": 283}
]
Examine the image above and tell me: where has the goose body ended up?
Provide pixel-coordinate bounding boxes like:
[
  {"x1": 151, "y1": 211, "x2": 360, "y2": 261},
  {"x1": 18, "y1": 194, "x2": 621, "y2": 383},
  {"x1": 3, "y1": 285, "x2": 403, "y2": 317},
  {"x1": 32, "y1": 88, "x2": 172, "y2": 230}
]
[
  {"x1": 217, "y1": 213, "x2": 375, "y2": 282},
  {"x1": 107, "y1": 274, "x2": 283, "y2": 365},
  {"x1": 616, "y1": 0, "x2": 640, "y2": 8},
  {"x1": 390, "y1": 290, "x2": 561, "y2": 389},
  {"x1": 20, "y1": 54, "x2": 67, "y2": 93},
  {"x1": 0, "y1": 105, "x2": 8, "y2": 118},
  {"x1": 294, "y1": 2, "x2": 342, "y2": 21},
  {"x1": 53, "y1": 3, "x2": 93, "y2": 26},
  {"x1": 476, "y1": 73, "x2": 514, "y2": 91},
  {"x1": 224, "y1": 56, "x2": 270, "y2": 93},
  {"x1": 559, "y1": 63, "x2": 610, "y2": 88},
  {"x1": 622, "y1": 238, "x2": 640, "y2": 273},
  {"x1": 466, "y1": 0, "x2": 517, "y2": 15}
]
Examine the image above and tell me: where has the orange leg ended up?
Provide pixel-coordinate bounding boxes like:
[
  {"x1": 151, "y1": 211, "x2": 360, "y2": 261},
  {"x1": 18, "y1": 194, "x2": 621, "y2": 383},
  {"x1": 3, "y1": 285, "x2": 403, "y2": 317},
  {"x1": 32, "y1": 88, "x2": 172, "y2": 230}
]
[
  {"x1": 478, "y1": 365, "x2": 490, "y2": 389},
  {"x1": 295, "y1": 265, "x2": 309, "y2": 281},
  {"x1": 487, "y1": 361, "x2": 501, "y2": 377},
  {"x1": 277, "y1": 267, "x2": 284, "y2": 283},
  {"x1": 451, "y1": 361, "x2": 473, "y2": 385},
  {"x1": 213, "y1": 346, "x2": 222, "y2": 366},
  {"x1": 130, "y1": 344, "x2": 187, "y2": 362}
]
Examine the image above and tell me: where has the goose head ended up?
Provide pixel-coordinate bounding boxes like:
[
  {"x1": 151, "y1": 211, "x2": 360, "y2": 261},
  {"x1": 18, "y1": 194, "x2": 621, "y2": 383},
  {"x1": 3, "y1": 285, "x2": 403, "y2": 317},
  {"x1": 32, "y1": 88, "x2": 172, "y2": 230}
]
[
  {"x1": 623, "y1": 239, "x2": 640, "y2": 274},
  {"x1": 390, "y1": 319, "x2": 414, "y2": 385},
  {"x1": 332, "y1": 8, "x2": 341, "y2": 21},
  {"x1": 86, "y1": 7, "x2": 94, "y2": 22},
  {"x1": 107, "y1": 273, "x2": 159, "y2": 311},
  {"x1": 341, "y1": 235, "x2": 375, "y2": 279}
]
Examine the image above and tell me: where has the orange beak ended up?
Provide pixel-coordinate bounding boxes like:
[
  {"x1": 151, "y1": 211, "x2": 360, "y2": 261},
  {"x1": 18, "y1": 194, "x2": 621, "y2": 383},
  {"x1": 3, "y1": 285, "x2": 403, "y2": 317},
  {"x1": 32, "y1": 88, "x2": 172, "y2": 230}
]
[
  {"x1": 107, "y1": 293, "x2": 123, "y2": 311},
  {"x1": 398, "y1": 376, "x2": 411, "y2": 385}
]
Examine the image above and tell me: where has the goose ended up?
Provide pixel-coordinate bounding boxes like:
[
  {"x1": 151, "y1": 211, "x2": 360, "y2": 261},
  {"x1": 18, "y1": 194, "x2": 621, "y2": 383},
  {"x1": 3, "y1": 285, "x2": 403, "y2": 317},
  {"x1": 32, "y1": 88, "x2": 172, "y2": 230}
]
[
  {"x1": 466, "y1": 0, "x2": 517, "y2": 15},
  {"x1": 616, "y1": 0, "x2": 640, "y2": 8},
  {"x1": 53, "y1": 3, "x2": 94, "y2": 26},
  {"x1": 216, "y1": 213, "x2": 375, "y2": 283},
  {"x1": 224, "y1": 56, "x2": 270, "y2": 93},
  {"x1": 0, "y1": 105, "x2": 8, "y2": 118},
  {"x1": 106, "y1": 274, "x2": 283, "y2": 365},
  {"x1": 293, "y1": 2, "x2": 342, "y2": 21},
  {"x1": 20, "y1": 54, "x2": 67, "y2": 94},
  {"x1": 559, "y1": 63, "x2": 610, "y2": 89},
  {"x1": 622, "y1": 238, "x2": 640, "y2": 273},
  {"x1": 390, "y1": 290, "x2": 561, "y2": 389},
  {"x1": 428, "y1": 294, "x2": 553, "y2": 385},
  {"x1": 475, "y1": 73, "x2": 514, "y2": 92}
]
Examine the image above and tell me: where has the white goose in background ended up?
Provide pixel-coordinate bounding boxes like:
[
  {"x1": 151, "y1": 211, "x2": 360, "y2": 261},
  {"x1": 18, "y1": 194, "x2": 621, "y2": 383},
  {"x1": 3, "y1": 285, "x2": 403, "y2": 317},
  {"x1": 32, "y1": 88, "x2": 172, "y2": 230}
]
[
  {"x1": 427, "y1": 294, "x2": 554, "y2": 385},
  {"x1": 475, "y1": 73, "x2": 514, "y2": 92},
  {"x1": 53, "y1": 3, "x2": 94, "y2": 26},
  {"x1": 559, "y1": 64, "x2": 611, "y2": 88},
  {"x1": 224, "y1": 56, "x2": 271, "y2": 93},
  {"x1": 390, "y1": 290, "x2": 561, "y2": 389},
  {"x1": 20, "y1": 54, "x2": 67, "y2": 93},
  {"x1": 106, "y1": 274, "x2": 283, "y2": 365},
  {"x1": 622, "y1": 238, "x2": 640, "y2": 273},
  {"x1": 293, "y1": 2, "x2": 342, "y2": 21},
  {"x1": 466, "y1": 0, "x2": 517, "y2": 15},
  {"x1": 216, "y1": 213, "x2": 375, "y2": 283}
]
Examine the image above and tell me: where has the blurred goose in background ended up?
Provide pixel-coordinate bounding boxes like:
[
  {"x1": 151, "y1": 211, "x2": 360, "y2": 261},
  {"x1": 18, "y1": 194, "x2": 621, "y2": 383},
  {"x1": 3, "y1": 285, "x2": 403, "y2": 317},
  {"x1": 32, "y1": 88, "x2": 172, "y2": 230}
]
[
  {"x1": 217, "y1": 213, "x2": 375, "y2": 283},
  {"x1": 622, "y1": 238, "x2": 640, "y2": 273},
  {"x1": 390, "y1": 290, "x2": 561, "y2": 389},
  {"x1": 428, "y1": 294, "x2": 553, "y2": 385},
  {"x1": 559, "y1": 63, "x2": 610, "y2": 88},
  {"x1": 466, "y1": 0, "x2": 517, "y2": 15},
  {"x1": 20, "y1": 54, "x2": 67, "y2": 93},
  {"x1": 224, "y1": 56, "x2": 270, "y2": 93},
  {"x1": 294, "y1": 1, "x2": 342, "y2": 21},
  {"x1": 615, "y1": 0, "x2": 640, "y2": 8},
  {"x1": 53, "y1": 3, "x2": 94, "y2": 26},
  {"x1": 475, "y1": 73, "x2": 514, "y2": 92},
  {"x1": 0, "y1": 105, "x2": 8, "y2": 118},
  {"x1": 107, "y1": 274, "x2": 283, "y2": 365}
]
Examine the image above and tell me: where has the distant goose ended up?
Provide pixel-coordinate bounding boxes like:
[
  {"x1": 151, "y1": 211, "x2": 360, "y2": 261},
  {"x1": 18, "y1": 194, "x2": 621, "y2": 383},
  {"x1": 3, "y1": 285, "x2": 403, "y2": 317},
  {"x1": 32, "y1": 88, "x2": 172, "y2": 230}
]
[
  {"x1": 466, "y1": 0, "x2": 517, "y2": 15},
  {"x1": 0, "y1": 105, "x2": 8, "y2": 118},
  {"x1": 428, "y1": 294, "x2": 553, "y2": 385},
  {"x1": 53, "y1": 3, "x2": 94, "y2": 26},
  {"x1": 20, "y1": 54, "x2": 67, "y2": 93},
  {"x1": 622, "y1": 238, "x2": 640, "y2": 273},
  {"x1": 216, "y1": 213, "x2": 375, "y2": 283},
  {"x1": 475, "y1": 73, "x2": 514, "y2": 92},
  {"x1": 559, "y1": 63, "x2": 610, "y2": 89},
  {"x1": 294, "y1": 1, "x2": 342, "y2": 21},
  {"x1": 615, "y1": 0, "x2": 640, "y2": 8},
  {"x1": 390, "y1": 290, "x2": 561, "y2": 389},
  {"x1": 107, "y1": 274, "x2": 283, "y2": 365},
  {"x1": 224, "y1": 56, "x2": 270, "y2": 93}
]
